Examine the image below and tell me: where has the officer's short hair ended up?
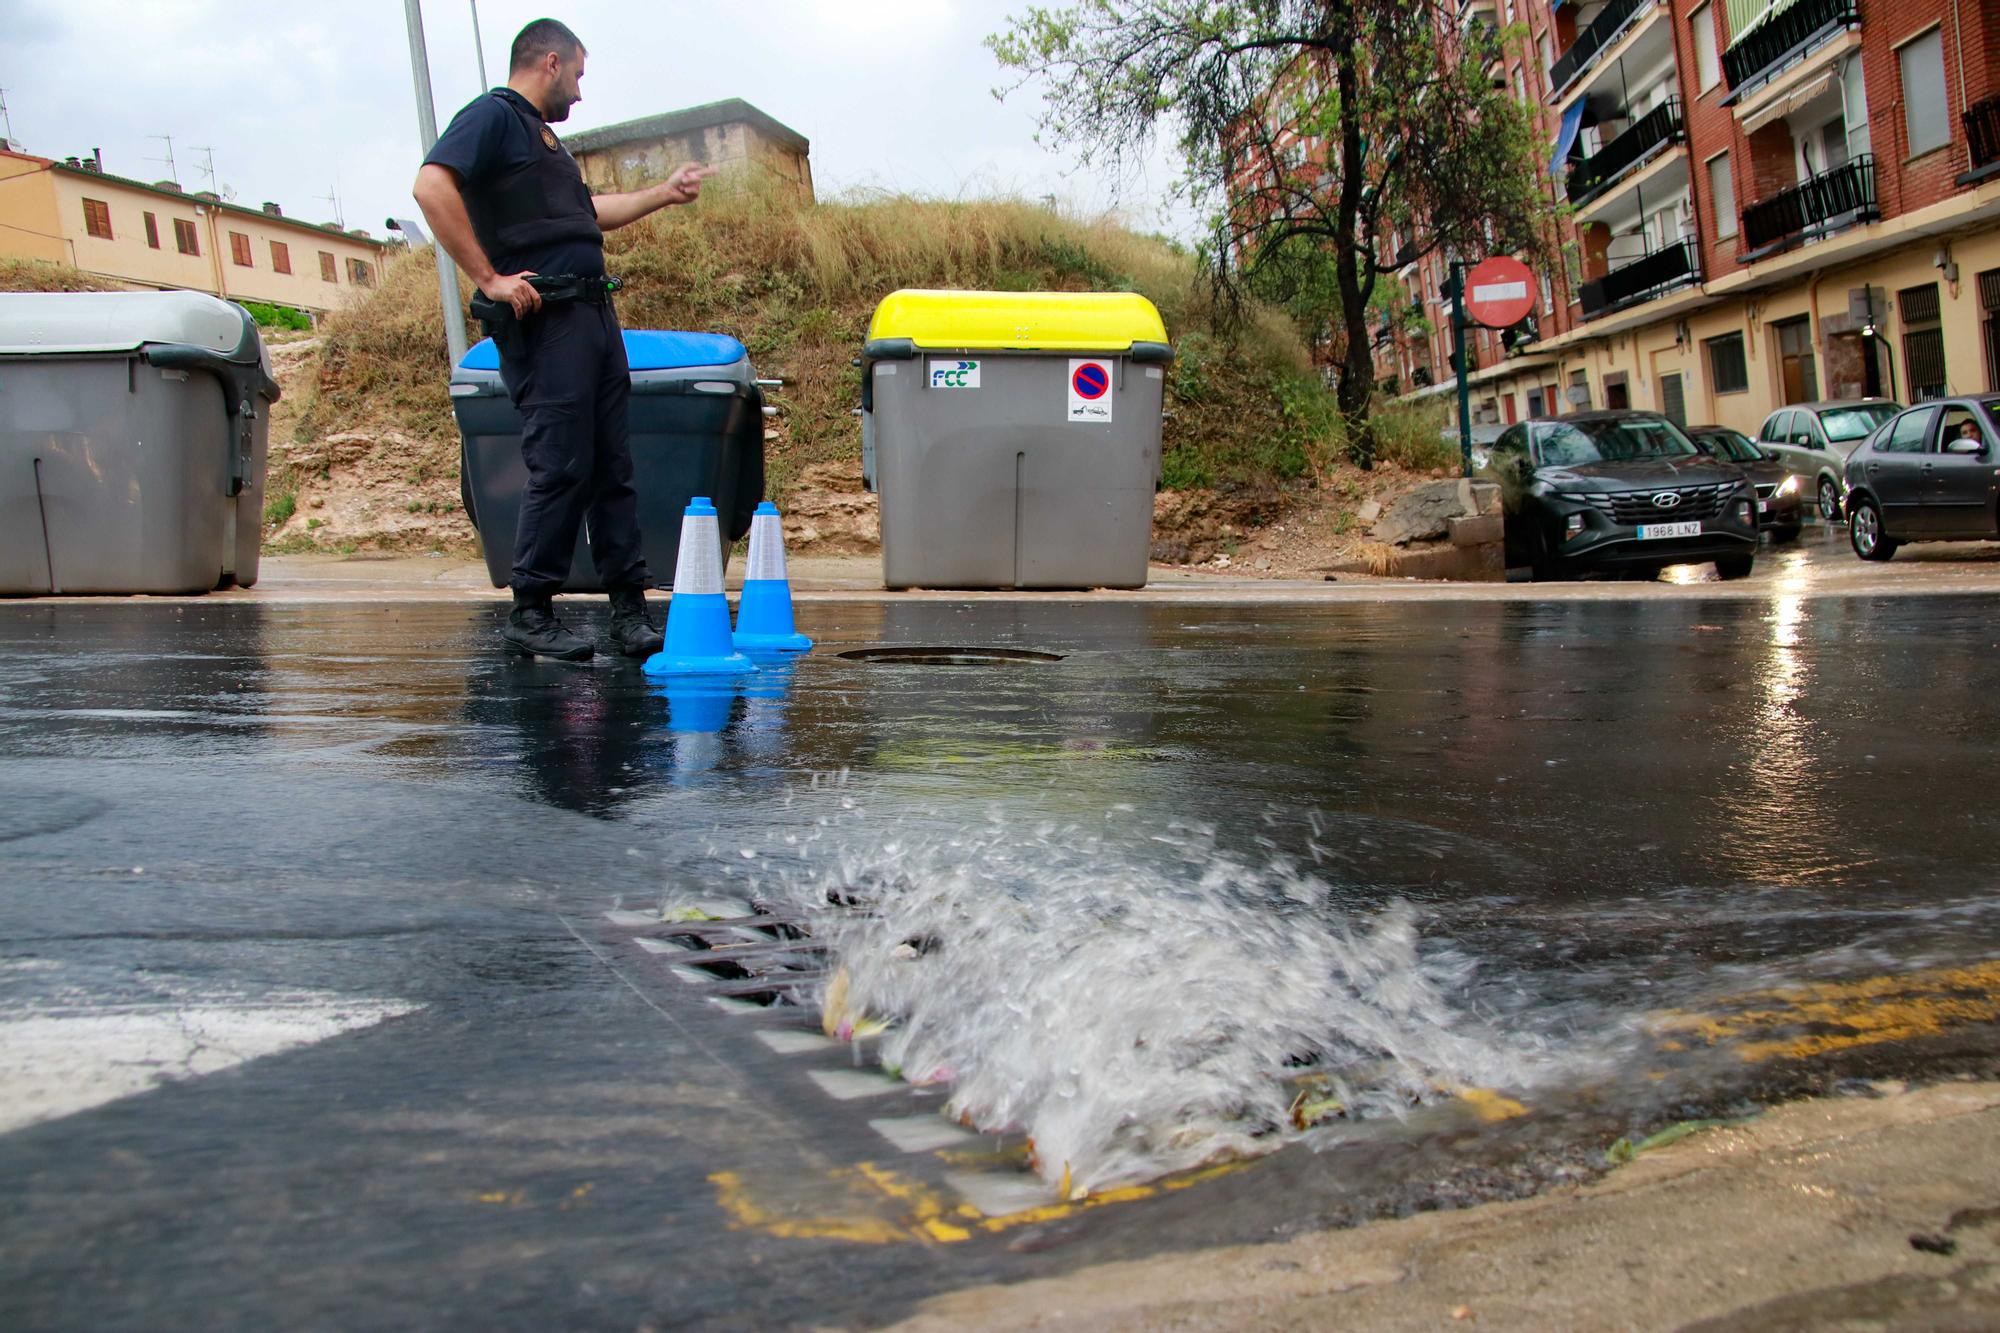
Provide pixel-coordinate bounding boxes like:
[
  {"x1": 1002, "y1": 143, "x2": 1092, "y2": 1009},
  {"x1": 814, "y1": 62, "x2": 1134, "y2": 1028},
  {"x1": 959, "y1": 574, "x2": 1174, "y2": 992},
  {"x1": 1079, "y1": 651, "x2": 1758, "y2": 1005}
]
[{"x1": 510, "y1": 18, "x2": 585, "y2": 72}]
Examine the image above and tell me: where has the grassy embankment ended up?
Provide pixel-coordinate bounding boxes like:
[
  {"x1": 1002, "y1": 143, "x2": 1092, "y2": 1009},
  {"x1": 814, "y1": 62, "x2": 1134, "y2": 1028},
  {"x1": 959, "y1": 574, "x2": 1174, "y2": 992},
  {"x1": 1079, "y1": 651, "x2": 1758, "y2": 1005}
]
[{"x1": 4, "y1": 197, "x2": 1454, "y2": 557}]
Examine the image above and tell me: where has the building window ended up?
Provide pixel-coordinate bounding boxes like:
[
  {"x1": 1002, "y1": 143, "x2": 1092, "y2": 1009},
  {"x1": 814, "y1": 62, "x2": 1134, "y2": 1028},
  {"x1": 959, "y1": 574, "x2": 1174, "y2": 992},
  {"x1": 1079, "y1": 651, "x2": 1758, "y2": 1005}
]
[
  {"x1": 229, "y1": 231, "x2": 253, "y2": 267},
  {"x1": 270, "y1": 240, "x2": 291, "y2": 275},
  {"x1": 319, "y1": 250, "x2": 337, "y2": 282},
  {"x1": 1899, "y1": 282, "x2": 1947, "y2": 400},
  {"x1": 174, "y1": 218, "x2": 200, "y2": 256},
  {"x1": 1690, "y1": 5, "x2": 1720, "y2": 93},
  {"x1": 143, "y1": 212, "x2": 160, "y2": 249},
  {"x1": 1707, "y1": 332, "x2": 1749, "y2": 394},
  {"x1": 1707, "y1": 153, "x2": 1738, "y2": 239},
  {"x1": 82, "y1": 197, "x2": 113, "y2": 240},
  {"x1": 1898, "y1": 28, "x2": 1949, "y2": 158},
  {"x1": 346, "y1": 257, "x2": 375, "y2": 287},
  {"x1": 1980, "y1": 268, "x2": 2000, "y2": 393},
  {"x1": 1538, "y1": 32, "x2": 1554, "y2": 86}
]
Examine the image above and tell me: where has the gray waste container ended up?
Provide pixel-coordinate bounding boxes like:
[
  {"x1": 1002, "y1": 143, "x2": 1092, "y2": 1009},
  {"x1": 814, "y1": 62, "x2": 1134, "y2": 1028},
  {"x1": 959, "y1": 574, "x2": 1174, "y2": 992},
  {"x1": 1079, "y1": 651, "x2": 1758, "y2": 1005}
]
[
  {"x1": 449, "y1": 330, "x2": 764, "y2": 591},
  {"x1": 860, "y1": 289, "x2": 1172, "y2": 589},
  {"x1": 0, "y1": 291, "x2": 278, "y2": 595}
]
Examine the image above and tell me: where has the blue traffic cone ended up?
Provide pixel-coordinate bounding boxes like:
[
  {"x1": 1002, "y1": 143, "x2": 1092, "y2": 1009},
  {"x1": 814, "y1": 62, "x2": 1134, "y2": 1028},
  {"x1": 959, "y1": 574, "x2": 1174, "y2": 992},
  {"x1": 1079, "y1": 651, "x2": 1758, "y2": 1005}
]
[
  {"x1": 643, "y1": 497, "x2": 756, "y2": 678},
  {"x1": 733, "y1": 502, "x2": 813, "y2": 653}
]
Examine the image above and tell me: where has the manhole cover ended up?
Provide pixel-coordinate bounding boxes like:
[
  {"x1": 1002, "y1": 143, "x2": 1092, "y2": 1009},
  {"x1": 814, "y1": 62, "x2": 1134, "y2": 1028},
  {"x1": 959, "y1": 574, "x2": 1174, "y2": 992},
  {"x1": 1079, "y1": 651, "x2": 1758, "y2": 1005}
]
[{"x1": 838, "y1": 646, "x2": 1065, "y2": 666}]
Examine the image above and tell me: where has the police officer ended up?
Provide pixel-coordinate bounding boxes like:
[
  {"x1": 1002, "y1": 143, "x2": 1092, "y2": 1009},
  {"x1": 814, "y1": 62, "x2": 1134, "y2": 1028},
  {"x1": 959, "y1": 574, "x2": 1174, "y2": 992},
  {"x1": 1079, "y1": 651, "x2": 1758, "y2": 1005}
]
[{"x1": 413, "y1": 18, "x2": 715, "y2": 661}]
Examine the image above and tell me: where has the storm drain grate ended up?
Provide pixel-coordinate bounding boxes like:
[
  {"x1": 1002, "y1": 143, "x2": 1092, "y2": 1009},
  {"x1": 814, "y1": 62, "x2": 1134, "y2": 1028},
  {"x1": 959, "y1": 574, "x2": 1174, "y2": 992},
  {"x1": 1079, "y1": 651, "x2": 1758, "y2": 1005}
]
[
  {"x1": 638, "y1": 909, "x2": 829, "y2": 1007},
  {"x1": 838, "y1": 646, "x2": 1065, "y2": 666}
]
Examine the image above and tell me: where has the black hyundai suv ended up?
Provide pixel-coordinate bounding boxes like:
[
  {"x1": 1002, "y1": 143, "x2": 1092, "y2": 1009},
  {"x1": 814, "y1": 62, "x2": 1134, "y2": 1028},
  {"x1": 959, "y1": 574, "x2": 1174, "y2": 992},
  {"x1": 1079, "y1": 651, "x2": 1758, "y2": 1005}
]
[{"x1": 1487, "y1": 411, "x2": 1760, "y2": 580}]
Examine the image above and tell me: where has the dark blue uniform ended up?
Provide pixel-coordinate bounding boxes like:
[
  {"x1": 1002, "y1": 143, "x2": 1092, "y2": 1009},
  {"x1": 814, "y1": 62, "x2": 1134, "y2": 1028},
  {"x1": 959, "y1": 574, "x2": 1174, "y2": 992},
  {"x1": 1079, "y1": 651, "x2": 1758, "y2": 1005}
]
[{"x1": 425, "y1": 88, "x2": 648, "y2": 597}]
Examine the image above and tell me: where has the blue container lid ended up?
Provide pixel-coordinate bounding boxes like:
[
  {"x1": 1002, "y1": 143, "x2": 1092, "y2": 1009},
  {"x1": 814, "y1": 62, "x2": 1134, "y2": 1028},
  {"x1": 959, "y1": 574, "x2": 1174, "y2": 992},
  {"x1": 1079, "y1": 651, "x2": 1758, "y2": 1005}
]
[{"x1": 457, "y1": 329, "x2": 747, "y2": 372}]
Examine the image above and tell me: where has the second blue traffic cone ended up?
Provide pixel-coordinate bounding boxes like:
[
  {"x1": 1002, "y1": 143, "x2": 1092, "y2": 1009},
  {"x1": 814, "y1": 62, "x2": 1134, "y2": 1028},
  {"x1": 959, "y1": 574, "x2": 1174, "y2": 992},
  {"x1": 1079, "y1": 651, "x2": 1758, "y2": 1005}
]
[
  {"x1": 643, "y1": 497, "x2": 756, "y2": 678},
  {"x1": 732, "y1": 501, "x2": 813, "y2": 654}
]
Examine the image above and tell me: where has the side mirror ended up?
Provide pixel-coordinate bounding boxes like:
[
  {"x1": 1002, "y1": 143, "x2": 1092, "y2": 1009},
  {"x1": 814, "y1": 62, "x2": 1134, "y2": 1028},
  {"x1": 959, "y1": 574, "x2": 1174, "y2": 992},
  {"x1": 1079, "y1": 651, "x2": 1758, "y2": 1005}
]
[{"x1": 1946, "y1": 437, "x2": 1987, "y2": 455}]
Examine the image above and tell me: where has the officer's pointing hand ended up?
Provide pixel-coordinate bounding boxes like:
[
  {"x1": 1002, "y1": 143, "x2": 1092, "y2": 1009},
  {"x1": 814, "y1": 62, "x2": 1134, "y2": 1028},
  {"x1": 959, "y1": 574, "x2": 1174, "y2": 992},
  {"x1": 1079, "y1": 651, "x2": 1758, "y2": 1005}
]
[
  {"x1": 482, "y1": 271, "x2": 541, "y2": 318},
  {"x1": 663, "y1": 163, "x2": 720, "y2": 205}
]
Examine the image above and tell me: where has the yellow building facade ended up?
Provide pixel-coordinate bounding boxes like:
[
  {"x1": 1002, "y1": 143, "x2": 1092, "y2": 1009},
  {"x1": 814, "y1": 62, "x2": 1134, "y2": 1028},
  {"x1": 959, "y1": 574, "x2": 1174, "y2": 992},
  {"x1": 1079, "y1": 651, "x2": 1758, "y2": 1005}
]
[
  {"x1": 1452, "y1": 186, "x2": 2000, "y2": 435},
  {"x1": 0, "y1": 149, "x2": 392, "y2": 314}
]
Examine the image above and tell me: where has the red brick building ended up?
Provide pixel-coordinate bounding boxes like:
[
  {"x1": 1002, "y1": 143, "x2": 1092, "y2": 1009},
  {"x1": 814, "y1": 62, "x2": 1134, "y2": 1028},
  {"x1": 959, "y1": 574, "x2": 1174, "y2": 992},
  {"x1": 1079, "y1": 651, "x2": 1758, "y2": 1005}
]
[{"x1": 1381, "y1": 0, "x2": 2000, "y2": 437}]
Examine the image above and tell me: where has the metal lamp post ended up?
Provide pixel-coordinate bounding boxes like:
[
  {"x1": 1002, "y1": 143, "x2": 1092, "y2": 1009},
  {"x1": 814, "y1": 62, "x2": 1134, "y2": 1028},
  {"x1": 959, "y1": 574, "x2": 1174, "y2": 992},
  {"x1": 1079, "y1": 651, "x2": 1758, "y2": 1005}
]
[{"x1": 402, "y1": 0, "x2": 470, "y2": 368}]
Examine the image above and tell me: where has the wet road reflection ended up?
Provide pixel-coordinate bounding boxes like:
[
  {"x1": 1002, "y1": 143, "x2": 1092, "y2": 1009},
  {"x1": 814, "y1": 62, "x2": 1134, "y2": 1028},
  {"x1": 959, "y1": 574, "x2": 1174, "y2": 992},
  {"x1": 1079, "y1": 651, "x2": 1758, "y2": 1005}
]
[{"x1": 2, "y1": 590, "x2": 1999, "y2": 1327}]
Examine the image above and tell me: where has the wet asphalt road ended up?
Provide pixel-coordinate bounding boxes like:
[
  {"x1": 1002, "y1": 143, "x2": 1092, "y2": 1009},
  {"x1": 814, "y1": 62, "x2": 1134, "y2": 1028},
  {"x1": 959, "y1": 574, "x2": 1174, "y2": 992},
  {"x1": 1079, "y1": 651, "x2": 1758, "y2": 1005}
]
[{"x1": 5, "y1": 571, "x2": 2000, "y2": 1328}]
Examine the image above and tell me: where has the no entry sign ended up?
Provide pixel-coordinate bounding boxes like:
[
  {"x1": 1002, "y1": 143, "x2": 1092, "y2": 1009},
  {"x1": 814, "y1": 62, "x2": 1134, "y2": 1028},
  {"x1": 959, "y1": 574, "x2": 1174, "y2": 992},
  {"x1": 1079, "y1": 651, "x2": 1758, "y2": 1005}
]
[{"x1": 1465, "y1": 256, "x2": 1536, "y2": 329}]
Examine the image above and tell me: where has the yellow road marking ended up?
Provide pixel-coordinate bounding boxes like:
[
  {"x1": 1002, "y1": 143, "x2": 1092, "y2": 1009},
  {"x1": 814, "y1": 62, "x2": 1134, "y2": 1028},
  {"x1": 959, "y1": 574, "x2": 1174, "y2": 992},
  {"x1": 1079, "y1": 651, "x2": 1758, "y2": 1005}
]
[
  {"x1": 1457, "y1": 1087, "x2": 1529, "y2": 1122},
  {"x1": 1655, "y1": 959, "x2": 2000, "y2": 1063},
  {"x1": 707, "y1": 1169, "x2": 909, "y2": 1245},
  {"x1": 708, "y1": 1157, "x2": 1256, "y2": 1246}
]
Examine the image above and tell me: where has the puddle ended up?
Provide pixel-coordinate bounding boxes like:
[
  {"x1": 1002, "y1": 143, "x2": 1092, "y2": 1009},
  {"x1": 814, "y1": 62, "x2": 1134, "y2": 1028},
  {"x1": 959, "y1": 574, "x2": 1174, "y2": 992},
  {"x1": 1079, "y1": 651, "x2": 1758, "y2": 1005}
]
[{"x1": 837, "y1": 647, "x2": 1066, "y2": 666}]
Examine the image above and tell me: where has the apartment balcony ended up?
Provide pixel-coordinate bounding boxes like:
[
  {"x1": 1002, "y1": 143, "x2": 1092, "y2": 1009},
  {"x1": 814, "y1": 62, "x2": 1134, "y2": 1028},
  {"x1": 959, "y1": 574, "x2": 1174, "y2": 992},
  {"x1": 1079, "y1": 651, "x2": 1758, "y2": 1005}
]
[
  {"x1": 1577, "y1": 239, "x2": 1701, "y2": 322},
  {"x1": 1567, "y1": 99, "x2": 1684, "y2": 208},
  {"x1": 1962, "y1": 95, "x2": 2000, "y2": 188},
  {"x1": 1548, "y1": 0, "x2": 1654, "y2": 100},
  {"x1": 1721, "y1": 0, "x2": 1858, "y2": 100},
  {"x1": 1739, "y1": 154, "x2": 1877, "y2": 260}
]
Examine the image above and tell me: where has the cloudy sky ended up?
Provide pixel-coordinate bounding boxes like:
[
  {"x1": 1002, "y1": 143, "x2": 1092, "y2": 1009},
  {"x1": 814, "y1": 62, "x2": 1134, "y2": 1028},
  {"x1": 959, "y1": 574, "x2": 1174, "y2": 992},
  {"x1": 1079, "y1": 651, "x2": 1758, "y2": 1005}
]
[{"x1": 5, "y1": 0, "x2": 1192, "y2": 239}]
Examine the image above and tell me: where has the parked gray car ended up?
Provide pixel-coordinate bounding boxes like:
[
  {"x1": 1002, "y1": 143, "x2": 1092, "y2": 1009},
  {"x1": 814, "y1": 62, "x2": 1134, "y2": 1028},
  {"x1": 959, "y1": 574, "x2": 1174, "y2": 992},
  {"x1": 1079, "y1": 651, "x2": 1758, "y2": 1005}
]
[
  {"x1": 1842, "y1": 397, "x2": 2000, "y2": 561},
  {"x1": 1688, "y1": 424, "x2": 1803, "y2": 542},
  {"x1": 1755, "y1": 399, "x2": 1901, "y2": 522}
]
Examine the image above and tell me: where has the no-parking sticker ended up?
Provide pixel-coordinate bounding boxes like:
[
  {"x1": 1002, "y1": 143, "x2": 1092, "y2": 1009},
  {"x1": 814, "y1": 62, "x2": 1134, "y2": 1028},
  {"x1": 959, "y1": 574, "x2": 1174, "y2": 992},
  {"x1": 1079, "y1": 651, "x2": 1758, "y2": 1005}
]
[{"x1": 1067, "y1": 358, "x2": 1113, "y2": 423}]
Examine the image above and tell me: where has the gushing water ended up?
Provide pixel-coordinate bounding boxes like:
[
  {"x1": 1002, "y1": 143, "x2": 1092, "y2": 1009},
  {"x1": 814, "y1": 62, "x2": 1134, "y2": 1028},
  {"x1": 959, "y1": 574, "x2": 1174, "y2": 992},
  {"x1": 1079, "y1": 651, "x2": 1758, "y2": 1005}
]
[{"x1": 720, "y1": 806, "x2": 1588, "y2": 1195}]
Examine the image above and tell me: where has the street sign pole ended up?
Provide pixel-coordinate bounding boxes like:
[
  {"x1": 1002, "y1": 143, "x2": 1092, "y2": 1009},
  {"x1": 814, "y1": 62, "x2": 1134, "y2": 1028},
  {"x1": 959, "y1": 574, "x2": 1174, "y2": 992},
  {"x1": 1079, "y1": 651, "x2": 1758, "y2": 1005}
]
[
  {"x1": 402, "y1": 0, "x2": 469, "y2": 368},
  {"x1": 1450, "y1": 261, "x2": 1472, "y2": 479}
]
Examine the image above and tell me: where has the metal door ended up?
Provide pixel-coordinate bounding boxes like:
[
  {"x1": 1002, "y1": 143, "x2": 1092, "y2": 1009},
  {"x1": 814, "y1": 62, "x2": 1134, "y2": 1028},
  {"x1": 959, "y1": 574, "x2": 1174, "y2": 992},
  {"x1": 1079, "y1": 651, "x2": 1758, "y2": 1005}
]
[
  {"x1": 1921, "y1": 404, "x2": 2000, "y2": 535},
  {"x1": 1859, "y1": 407, "x2": 1935, "y2": 533}
]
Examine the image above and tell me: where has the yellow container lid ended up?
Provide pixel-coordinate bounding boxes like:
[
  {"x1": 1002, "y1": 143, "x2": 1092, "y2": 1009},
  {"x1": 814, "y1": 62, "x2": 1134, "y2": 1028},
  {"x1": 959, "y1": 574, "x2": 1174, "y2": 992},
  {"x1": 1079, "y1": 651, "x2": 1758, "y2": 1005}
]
[{"x1": 865, "y1": 289, "x2": 1168, "y2": 353}]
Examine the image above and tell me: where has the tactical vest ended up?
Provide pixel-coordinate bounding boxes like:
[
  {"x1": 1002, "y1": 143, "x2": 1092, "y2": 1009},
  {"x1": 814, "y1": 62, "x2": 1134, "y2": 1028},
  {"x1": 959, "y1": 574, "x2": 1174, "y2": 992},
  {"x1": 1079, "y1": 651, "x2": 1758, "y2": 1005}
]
[{"x1": 465, "y1": 90, "x2": 603, "y2": 270}]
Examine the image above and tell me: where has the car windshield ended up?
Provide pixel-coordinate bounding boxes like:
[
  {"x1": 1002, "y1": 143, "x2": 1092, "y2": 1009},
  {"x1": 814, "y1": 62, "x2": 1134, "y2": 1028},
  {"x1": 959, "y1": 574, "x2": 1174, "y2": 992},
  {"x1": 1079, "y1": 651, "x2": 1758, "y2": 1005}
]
[
  {"x1": 1535, "y1": 418, "x2": 1699, "y2": 466},
  {"x1": 1699, "y1": 430, "x2": 1763, "y2": 463},
  {"x1": 1820, "y1": 404, "x2": 1898, "y2": 442}
]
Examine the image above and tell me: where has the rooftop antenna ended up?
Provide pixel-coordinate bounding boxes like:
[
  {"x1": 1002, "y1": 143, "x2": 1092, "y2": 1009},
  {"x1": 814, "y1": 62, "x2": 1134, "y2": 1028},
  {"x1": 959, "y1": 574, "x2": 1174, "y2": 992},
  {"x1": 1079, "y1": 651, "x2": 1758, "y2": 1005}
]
[
  {"x1": 470, "y1": 0, "x2": 489, "y2": 87},
  {"x1": 0, "y1": 89, "x2": 16, "y2": 150},
  {"x1": 146, "y1": 132, "x2": 179, "y2": 185},
  {"x1": 189, "y1": 144, "x2": 233, "y2": 201},
  {"x1": 316, "y1": 175, "x2": 346, "y2": 229}
]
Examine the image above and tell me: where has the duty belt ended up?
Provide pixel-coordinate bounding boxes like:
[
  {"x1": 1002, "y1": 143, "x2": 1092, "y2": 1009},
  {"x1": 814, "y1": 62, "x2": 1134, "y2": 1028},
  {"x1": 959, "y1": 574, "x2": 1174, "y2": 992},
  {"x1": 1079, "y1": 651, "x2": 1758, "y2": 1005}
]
[{"x1": 527, "y1": 273, "x2": 622, "y2": 305}]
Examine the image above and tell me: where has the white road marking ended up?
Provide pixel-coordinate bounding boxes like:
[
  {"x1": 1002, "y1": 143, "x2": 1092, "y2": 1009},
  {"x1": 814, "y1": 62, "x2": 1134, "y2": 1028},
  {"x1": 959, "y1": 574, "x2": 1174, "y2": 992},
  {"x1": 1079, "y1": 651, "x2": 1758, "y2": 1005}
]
[
  {"x1": 0, "y1": 994, "x2": 419, "y2": 1135},
  {"x1": 807, "y1": 1069, "x2": 904, "y2": 1101},
  {"x1": 635, "y1": 937, "x2": 685, "y2": 955},
  {"x1": 868, "y1": 1114, "x2": 977, "y2": 1154},
  {"x1": 754, "y1": 1029, "x2": 836, "y2": 1055}
]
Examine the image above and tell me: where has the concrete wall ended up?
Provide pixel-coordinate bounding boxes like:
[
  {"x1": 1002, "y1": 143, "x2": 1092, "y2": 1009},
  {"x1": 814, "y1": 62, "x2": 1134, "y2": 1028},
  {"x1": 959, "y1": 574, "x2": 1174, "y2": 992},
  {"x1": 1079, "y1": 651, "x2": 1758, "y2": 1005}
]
[
  {"x1": 575, "y1": 122, "x2": 813, "y2": 202},
  {"x1": 0, "y1": 154, "x2": 69, "y2": 264}
]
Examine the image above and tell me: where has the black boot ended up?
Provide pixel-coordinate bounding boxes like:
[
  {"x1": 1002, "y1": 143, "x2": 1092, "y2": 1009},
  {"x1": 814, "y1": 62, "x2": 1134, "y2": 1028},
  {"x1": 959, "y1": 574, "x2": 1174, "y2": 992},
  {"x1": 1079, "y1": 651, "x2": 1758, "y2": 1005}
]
[
  {"x1": 502, "y1": 592, "x2": 593, "y2": 661},
  {"x1": 606, "y1": 585, "x2": 664, "y2": 658}
]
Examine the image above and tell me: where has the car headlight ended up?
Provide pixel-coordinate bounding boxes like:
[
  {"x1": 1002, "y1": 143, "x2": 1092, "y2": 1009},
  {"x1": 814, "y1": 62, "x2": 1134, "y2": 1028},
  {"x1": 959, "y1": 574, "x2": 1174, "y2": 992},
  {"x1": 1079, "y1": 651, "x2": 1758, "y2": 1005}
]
[{"x1": 1777, "y1": 474, "x2": 1799, "y2": 496}]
